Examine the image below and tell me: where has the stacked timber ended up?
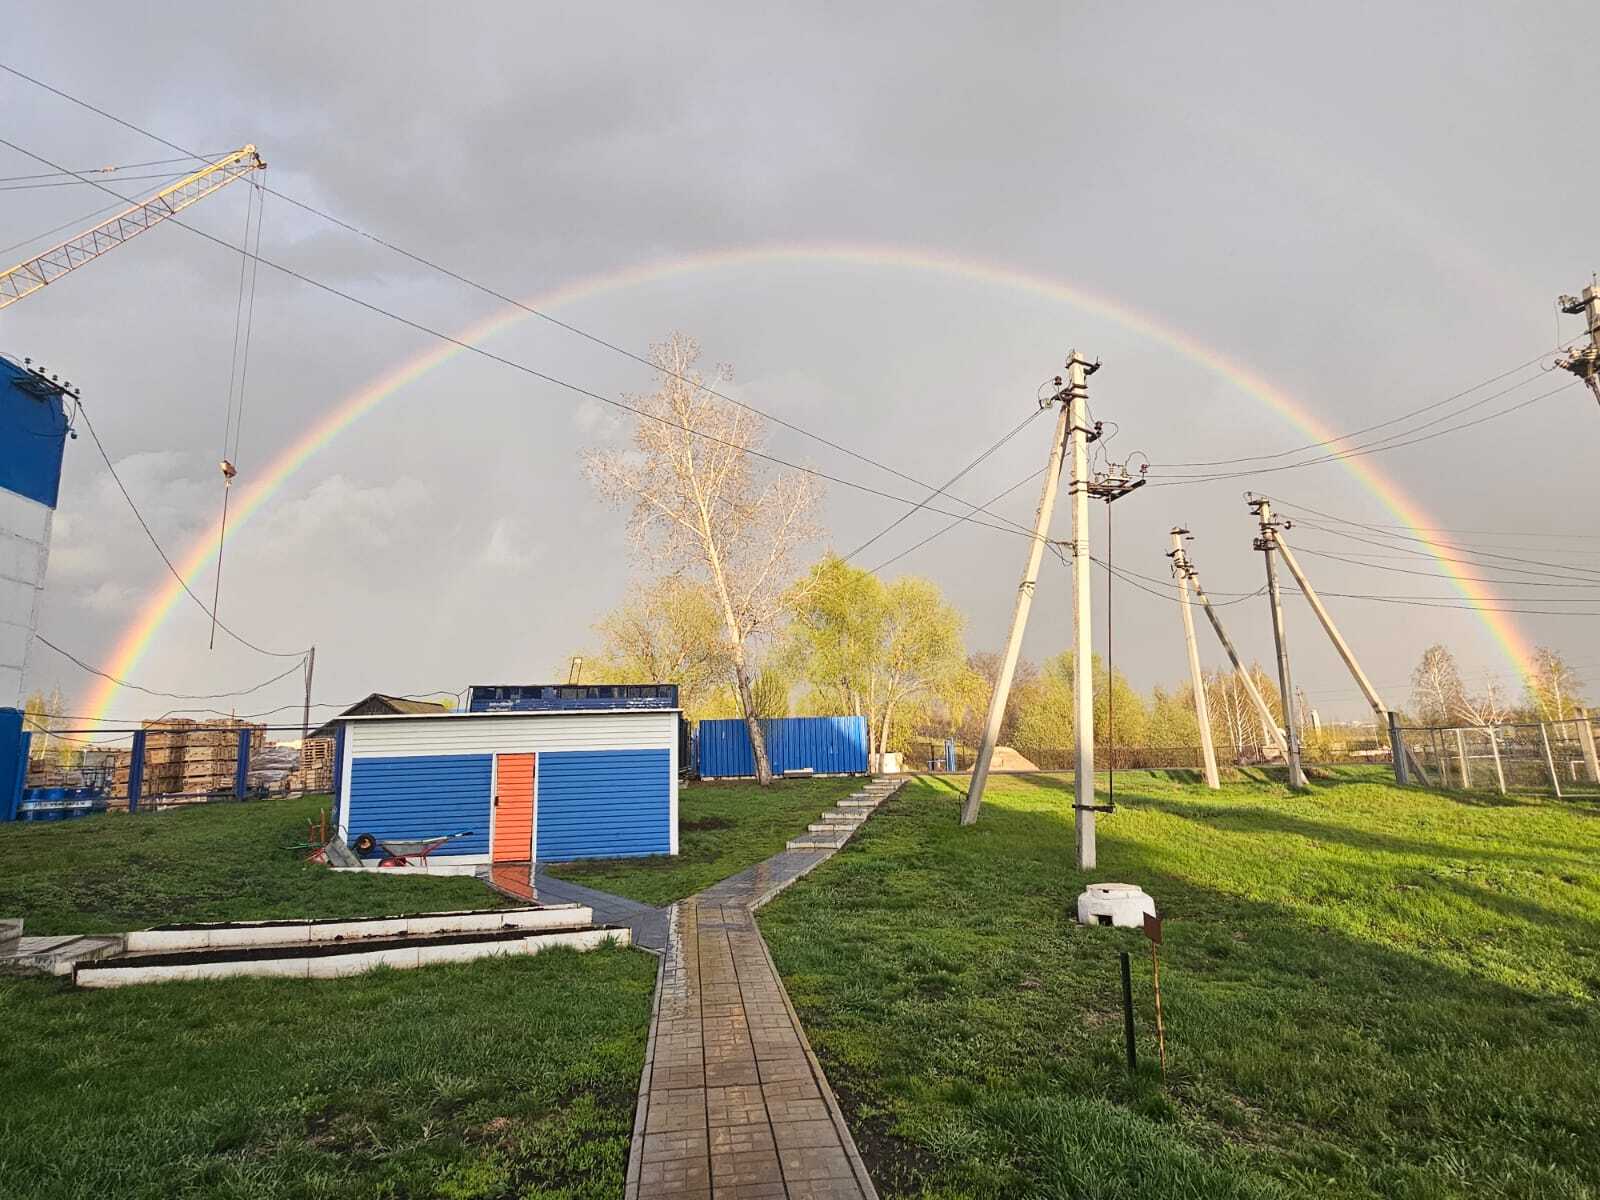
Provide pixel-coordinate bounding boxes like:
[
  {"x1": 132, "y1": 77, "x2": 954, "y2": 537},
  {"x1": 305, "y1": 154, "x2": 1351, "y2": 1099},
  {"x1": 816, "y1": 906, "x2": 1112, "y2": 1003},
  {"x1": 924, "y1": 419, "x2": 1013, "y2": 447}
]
[
  {"x1": 285, "y1": 737, "x2": 334, "y2": 793},
  {"x1": 110, "y1": 719, "x2": 267, "y2": 803}
]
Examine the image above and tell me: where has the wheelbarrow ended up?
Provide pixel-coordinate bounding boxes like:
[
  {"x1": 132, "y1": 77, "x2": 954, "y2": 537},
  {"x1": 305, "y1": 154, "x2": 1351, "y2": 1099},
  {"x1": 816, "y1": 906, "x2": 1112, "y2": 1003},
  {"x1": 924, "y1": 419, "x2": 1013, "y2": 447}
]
[{"x1": 350, "y1": 829, "x2": 475, "y2": 867}]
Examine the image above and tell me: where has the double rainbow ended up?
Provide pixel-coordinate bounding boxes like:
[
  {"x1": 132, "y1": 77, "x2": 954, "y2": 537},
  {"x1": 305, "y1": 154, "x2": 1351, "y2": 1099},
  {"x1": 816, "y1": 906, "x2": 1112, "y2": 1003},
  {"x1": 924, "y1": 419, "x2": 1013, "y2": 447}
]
[{"x1": 83, "y1": 242, "x2": 1533, "y2": 722}]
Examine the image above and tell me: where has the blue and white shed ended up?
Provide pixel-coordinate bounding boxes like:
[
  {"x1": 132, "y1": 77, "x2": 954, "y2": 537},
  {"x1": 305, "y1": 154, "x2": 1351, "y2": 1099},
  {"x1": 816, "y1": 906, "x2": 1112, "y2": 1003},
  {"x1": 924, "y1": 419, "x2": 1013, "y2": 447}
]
[{"x1": 333, "y1": 708, "x2": 679, "y2": 870}]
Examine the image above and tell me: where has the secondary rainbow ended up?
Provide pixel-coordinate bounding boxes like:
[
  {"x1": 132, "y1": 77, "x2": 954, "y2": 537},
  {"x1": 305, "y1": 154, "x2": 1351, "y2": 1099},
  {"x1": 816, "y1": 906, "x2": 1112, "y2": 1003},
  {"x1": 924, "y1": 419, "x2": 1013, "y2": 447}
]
[{"x1": 84, "y1": 242, "x2": 1534, "y2": 722}]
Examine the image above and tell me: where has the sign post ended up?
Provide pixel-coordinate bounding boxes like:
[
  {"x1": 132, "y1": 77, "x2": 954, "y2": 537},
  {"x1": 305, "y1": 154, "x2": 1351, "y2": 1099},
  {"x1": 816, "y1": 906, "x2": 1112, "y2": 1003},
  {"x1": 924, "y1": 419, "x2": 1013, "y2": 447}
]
[{"x1": 1144, "y1": 911, "x2": 1167, "y2": 1077}]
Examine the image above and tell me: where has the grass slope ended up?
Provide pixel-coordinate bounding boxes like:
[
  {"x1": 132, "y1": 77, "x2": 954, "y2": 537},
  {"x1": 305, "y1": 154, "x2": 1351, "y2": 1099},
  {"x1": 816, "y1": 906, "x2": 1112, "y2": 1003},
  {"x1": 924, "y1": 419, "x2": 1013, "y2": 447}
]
[
  {"x1": 759, "y1": 769, "x2": 1600, "y2": 1200},
  {"x1": 545, "y1": 775, "x2": 863, "y2": 905},
  {"x1": 0, "y1": 794, "x2": 504, "y2": 934},
  {"x1": 0, "y1": 945, "x2": 655, "y2": 1199}
]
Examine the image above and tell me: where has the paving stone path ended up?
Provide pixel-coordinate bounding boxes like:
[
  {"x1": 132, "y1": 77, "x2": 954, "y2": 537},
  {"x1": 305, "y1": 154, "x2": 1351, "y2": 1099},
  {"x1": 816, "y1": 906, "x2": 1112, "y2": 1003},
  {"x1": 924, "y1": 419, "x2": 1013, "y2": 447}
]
[{"x1": 626, "y1": 776, "x2": 903, "y2": 1200}]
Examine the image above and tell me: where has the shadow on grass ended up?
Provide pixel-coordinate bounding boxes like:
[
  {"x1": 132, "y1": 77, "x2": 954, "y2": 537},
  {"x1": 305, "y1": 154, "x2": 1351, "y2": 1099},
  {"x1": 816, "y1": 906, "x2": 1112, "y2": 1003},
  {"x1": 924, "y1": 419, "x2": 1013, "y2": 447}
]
[{"x1": 760, "y1": 776, "x2": 1600, "y2": 1200}]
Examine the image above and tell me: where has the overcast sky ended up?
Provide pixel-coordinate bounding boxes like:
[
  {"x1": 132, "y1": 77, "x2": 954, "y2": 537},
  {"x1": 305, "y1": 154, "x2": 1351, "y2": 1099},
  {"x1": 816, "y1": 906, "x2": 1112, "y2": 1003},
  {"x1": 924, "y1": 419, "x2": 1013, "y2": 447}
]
[{"x1": 4, "y1": 2, "x2": 1597, "y2": 732}]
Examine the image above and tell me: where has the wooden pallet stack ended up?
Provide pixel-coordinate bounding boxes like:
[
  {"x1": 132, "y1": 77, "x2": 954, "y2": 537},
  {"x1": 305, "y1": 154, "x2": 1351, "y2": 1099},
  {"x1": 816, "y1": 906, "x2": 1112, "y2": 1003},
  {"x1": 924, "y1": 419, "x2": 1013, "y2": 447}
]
[
  {"x1": 285, "y1": 737, "x2": 335, "y2": 793},
  {"x1": 109, "y1": 719, "x2": 268, "y2": 805}
]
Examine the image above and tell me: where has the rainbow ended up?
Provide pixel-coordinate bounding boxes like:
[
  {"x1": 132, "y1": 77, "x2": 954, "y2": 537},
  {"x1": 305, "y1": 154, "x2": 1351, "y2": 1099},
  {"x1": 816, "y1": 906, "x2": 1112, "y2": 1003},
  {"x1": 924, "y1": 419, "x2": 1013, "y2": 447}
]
[{"x1": 83, "y1": 243, "x2": 1534, "y2": 722}]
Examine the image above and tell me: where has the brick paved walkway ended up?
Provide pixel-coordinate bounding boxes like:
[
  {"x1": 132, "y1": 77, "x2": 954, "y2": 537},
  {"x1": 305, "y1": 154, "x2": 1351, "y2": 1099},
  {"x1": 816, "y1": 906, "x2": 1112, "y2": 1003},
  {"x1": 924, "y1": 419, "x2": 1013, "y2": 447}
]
[{"x1": 626, "y1": 777, "x2": 903, "y2": 1199}]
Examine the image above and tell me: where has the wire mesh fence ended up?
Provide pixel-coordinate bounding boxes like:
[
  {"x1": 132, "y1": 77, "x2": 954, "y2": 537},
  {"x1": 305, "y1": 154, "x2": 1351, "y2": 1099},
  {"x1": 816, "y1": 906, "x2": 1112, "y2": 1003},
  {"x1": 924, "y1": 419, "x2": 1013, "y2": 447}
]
[
  {"x1": 1397, "y1": 716, "x2": 1600, "y2": 798},
  {"x1": 15, "y1": 720, "x2": 320, "y2": 821}
]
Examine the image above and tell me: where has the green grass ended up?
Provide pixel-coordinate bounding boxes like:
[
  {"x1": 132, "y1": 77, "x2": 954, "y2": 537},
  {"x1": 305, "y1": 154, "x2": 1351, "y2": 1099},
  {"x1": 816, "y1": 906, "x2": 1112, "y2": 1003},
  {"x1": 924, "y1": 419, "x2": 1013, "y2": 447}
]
[
  {"x1": 545, "y1": 775, "x2": 865, "y2": 905},
  {"x1": 0, "y1": 794, "x2": 505, "y2": 935},
  {"x1": 759, "y1": 768, "x2": 1600, "y2": 1199},
  {"x1": 0, "y1": 944, "x2": 655, "y2": 1199}
]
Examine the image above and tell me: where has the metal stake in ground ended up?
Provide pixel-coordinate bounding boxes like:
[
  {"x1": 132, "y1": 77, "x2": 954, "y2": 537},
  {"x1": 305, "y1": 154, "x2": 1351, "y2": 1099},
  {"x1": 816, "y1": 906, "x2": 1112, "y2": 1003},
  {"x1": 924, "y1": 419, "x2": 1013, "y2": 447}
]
[
  {"x1": 1119, "y1": 949, "x2": 1138, "y2": 1074},
  {"x1": 1249, "y1": 497, "x2": 1307, "y2": 790},
  {"x1": 962, "y1": 372, "x2": 1075, "y2": 826}
]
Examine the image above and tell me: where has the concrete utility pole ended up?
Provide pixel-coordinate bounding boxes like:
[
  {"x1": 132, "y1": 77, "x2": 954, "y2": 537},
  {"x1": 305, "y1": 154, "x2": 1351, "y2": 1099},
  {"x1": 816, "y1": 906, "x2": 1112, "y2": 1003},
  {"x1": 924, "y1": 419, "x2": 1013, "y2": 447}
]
[
  {"x1": 1186, "y1": 555, "x2": 1290, "y2": 760},
  {"x1": 1249, "y1": 498, "x2": 1307, "y2": 790},
  {"x1": 1168, "y1": 529, "x2": 1219, "y2": 789},
  {"x1": 1556, "y1": 284, "x2": 1600, "y2": 408},
  {"x1": 1577, "y1": 708, "x2": 1600, "y2": 785},
  {"x1": 1265, "y1": 517, "x2": 1425, "y2": 785},
  {"x1": 301, "y1": 646, "x2": 316, "y2": 743},
  {"x1": 961, "y1": 372, "x2": 1075, "y2": 825},
  {"x1": 1066, "y1": 353, "x2": 1099, "y2": 870}
]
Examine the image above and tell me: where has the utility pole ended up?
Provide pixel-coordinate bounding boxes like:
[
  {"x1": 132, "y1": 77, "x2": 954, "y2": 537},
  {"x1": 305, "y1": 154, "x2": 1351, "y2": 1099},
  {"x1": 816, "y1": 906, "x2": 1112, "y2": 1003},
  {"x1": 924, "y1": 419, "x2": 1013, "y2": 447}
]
[
  {"x1": 1250, "y1": 498, "x2": 1307, "y2": 790},
  {"x1": 1264, "y1": 512, "x2": 1426, "y2": 785},
  {"x1": 1066, "y1": 352, "x2": 1100, "y2": 870},
  {"x1": 1168, "y1": 529, "x2": 1219, "y2": 789},
  {"x1": 962, "y1": 369, "x2": 1075, "y2": 826},
  {"x1": 1186, "y1": 554, "x2": 1290, "y2": 760},
  {"x1": 301, "y1": 646, "x2": 316, "y2": 743},
  {"x1": 1556, "y1": 283, "x2": 1600, "y2": 408}
]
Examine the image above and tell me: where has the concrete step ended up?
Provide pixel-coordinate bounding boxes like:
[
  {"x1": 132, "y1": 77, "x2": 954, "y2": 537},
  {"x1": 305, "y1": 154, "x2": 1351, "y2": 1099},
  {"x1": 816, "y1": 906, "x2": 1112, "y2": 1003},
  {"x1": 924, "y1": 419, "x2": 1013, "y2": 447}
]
[
  {"x1": 807, "y1": 822, "x2": 858, "y2": 834},
  {"x1": 1, "y1": 934, "x2": 124, "y2": 977},
  {"x1": 819, "y1": 807, "x2": 868, "y2": 820},
  {"x1": 786, "y1": 831, "x2": 851, "y2": 850},
  {"x1": 838, "y1": 799, "x2": 879, "y2": 809}
]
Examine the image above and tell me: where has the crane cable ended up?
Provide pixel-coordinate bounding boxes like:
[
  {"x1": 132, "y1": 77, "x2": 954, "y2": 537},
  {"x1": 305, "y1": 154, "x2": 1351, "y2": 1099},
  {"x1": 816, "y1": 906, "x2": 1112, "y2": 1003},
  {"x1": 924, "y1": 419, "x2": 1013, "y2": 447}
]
[{"x1": 209, "y1": 173, "x2": 267, "y2": 649}]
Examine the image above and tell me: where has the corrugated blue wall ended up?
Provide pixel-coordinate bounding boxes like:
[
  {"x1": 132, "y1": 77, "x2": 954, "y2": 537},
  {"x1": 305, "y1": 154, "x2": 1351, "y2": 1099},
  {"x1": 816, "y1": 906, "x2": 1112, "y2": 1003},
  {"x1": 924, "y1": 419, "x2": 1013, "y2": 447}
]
[
  {"x1": 346, "y1": 753, "x2": 491, "y2": 856},
  {"x1": 536, "y1": 748, "x2": 671, "y2": 861},
  {"x1": 697, "y1": 716, "x2": 868, "y2": 779}
]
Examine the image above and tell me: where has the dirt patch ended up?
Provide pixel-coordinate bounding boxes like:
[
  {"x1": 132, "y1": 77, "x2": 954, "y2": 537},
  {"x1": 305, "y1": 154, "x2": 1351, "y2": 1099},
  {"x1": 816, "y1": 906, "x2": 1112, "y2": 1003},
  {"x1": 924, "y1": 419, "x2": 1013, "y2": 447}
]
[
  {"x1": 810, "y1": 1046, "x2": 944, "y2": 1193},
  {"x1": 681, "y1": 817, "x2": 735, "y2": 833}
]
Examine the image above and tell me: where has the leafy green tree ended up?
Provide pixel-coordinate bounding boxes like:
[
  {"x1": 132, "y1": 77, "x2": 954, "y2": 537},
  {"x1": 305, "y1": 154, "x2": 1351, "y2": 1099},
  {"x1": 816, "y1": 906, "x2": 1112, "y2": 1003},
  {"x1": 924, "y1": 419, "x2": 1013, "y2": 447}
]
[
  {"x1": 786, "y1": 555, "x2": 969, "y2": 760},
  {"x1": 581, "y1": 576, "x2": 730, "y2": 721}
]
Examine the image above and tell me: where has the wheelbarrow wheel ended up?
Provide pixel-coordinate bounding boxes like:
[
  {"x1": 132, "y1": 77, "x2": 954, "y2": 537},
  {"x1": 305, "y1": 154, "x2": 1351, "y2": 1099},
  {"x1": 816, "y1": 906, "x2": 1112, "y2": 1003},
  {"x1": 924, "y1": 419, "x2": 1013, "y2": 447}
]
[{"x1": 353, "y1": 832, "x2": 378, "y2": 856}]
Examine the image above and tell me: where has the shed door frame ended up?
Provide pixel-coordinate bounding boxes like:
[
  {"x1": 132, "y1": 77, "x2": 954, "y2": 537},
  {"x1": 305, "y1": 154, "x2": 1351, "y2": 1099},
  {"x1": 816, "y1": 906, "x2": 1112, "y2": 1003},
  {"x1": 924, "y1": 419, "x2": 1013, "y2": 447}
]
[{"x1": 491, "y1": 751, "x2": 536, "y2": 863}]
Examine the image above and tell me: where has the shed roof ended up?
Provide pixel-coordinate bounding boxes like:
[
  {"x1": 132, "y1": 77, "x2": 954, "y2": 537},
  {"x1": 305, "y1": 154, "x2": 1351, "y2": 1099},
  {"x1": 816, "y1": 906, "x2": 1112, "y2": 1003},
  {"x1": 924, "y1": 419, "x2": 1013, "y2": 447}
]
[{"x1": 336, "y1": 707, "x2": 681, "y2": 723}]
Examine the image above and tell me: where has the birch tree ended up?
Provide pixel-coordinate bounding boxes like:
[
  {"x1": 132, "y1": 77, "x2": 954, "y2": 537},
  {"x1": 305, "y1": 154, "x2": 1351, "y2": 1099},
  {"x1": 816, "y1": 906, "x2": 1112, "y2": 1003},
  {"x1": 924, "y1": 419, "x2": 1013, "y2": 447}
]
[
  {"x1": 1411, "y1": 644, "x2": 1466, "y2": 725},
  {"x1": 1526, "y1": 647, "x2": 1586, "y2": 722},
  {"x1": 586, "y1": 334, "x2": 819, "y2": 784}
]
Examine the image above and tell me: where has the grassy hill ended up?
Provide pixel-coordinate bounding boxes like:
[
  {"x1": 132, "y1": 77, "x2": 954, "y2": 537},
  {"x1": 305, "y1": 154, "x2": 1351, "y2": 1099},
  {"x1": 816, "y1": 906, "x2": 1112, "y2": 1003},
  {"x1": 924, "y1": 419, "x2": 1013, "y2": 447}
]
[{"x1": 760, "y1": 768, "x2": 1600, "y2": 1199}]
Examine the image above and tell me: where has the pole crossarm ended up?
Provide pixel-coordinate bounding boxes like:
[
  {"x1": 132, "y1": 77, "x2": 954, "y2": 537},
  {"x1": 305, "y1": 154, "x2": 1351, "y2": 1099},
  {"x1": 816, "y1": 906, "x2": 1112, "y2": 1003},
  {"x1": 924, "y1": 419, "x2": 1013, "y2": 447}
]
[{"x1": 0, "y1": 145, "x2": 265, "y2": 310}]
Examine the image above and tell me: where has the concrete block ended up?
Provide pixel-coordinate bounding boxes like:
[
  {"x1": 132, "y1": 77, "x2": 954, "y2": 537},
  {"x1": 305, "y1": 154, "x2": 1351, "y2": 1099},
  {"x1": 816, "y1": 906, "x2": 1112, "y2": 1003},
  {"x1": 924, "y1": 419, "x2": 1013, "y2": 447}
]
[{"x1": 1075, "y1": 882, "x2": 1156, "y2": 928}]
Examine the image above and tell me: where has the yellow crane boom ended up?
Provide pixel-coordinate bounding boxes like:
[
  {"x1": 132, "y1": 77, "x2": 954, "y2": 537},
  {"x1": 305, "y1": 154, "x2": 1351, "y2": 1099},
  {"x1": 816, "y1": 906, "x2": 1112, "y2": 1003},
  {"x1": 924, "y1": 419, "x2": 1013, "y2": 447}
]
[{"x1": 0, "y1": 145, "x2": 264, "y2": 311}]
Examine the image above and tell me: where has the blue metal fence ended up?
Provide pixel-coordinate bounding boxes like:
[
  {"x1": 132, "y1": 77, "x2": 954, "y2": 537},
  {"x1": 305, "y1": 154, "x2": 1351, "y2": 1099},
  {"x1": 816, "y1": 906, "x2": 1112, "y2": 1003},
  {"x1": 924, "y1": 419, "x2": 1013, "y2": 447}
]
[{"x1": 697, "y1": 716, "x2": 868, "y2": 779}]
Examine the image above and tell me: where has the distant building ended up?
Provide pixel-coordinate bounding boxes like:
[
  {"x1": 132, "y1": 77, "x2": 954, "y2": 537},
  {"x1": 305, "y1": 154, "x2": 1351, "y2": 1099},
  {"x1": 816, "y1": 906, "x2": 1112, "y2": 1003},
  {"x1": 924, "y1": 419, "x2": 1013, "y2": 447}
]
[{"x1": 308, "y1": 693, "x2": 449, "y2": 741}]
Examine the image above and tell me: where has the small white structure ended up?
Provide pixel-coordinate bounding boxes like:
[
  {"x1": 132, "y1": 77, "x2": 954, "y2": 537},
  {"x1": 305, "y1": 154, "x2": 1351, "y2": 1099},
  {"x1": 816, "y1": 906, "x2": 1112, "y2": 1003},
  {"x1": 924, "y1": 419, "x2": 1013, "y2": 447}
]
[{"x1": 1076, "y1": 882, "x2": 1156, "y2": 928}]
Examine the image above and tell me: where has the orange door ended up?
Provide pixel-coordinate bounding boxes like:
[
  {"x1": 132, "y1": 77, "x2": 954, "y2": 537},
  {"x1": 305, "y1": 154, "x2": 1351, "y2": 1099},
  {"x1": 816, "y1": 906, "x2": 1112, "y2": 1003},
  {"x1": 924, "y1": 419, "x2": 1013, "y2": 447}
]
[{"x1": 492, "y1": 753, "x2": 536, "y2": 863}]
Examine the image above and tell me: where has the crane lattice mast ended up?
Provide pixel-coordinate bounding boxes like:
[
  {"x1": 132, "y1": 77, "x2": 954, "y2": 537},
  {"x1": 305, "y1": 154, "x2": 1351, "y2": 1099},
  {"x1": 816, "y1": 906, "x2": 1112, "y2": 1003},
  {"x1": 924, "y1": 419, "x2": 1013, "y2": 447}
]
[{"x1": 0, "y1": 145, "x2": 265, "y2": 310}]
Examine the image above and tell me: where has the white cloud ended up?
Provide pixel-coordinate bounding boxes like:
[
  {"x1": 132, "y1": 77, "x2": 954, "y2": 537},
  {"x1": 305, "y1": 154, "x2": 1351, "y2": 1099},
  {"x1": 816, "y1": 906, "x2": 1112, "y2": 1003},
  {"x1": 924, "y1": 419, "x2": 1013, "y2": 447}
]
[{"x1": 477, "y1": 517, "x2": 538, "y2": 570}]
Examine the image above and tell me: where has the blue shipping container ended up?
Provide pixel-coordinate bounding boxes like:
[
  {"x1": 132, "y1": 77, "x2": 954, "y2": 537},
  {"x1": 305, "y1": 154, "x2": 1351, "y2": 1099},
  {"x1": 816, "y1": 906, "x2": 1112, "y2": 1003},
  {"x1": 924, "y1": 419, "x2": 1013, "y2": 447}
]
[{"x1": 697, "y1": 716, "x2": 868, "y2": 779}]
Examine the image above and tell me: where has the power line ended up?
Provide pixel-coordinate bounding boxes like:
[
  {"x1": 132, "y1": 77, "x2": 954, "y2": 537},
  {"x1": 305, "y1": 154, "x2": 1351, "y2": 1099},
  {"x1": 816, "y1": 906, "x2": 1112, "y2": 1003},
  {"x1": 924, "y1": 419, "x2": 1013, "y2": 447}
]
[
  {"x1": 73, "y1": 403, "x2": 309, "y2": 658},
  {"x1": 0, "y1": 61, "x2": 1037, "y2": 542},
  {"x1": 0, "y1": 133, "x2": 1049, "y2": 553},
  {"x1": 1145, "y1": 351, "x2": 1562, "y2": 468},
  {"x1": 34, "y1": 635, "x2": 305, "y2": 699},
  {"x1": 1266, "y1": 497, "x2": 1600, "y2": 573},
  {"x1": 1142, "y1": 377, "x2": 1577, "y2": 487},
  {"x1": 1281, "y1": 519, "x2": 1600, "y2": 584},
  {"x1": 868, "y1": 466, "x2": 1044, "y2": 574},
  {"x1": 1288, "y1": 544, "x2": 1600, "y2": 590},
  {"x1": 843, "y1": 406, "x2": 1045, "y2": 562}
]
